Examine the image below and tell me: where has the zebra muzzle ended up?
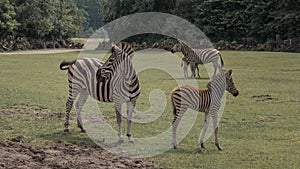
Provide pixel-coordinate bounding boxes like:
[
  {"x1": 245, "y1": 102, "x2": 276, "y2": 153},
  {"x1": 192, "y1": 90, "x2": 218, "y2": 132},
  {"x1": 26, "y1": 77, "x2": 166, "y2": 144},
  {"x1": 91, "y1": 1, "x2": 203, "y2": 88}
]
[{"x1": 233, "y1": 90, "x2": 239, "y2": 97}]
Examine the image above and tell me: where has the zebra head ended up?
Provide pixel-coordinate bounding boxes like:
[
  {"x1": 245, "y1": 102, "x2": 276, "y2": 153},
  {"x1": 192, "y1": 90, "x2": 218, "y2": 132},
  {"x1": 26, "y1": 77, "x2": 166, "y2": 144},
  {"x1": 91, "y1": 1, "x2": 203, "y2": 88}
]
[
  {"x1": 171, "y1": 40, "x2": 182, "y2": 53},
  {"x1": 225, "y1": 69, "x2": 239, "y2": 97},
  {"x1": 96, "y1": 44, "x2": 125, "y2": 82}
]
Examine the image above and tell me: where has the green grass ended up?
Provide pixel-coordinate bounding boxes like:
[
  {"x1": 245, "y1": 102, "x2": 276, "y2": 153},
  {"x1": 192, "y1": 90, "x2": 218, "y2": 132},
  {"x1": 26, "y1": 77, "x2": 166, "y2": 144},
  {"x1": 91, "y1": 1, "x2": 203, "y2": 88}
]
[{"x1": 0, "y1": 50, "x2": 299, "y2": 168}]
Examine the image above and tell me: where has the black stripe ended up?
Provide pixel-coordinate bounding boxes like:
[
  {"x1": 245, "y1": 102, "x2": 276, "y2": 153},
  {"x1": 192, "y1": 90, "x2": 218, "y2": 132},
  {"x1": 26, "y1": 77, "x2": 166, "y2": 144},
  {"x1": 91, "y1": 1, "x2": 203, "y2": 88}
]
[{"x1": 96, "y1": 81, "x2": 100, "y2": 101}]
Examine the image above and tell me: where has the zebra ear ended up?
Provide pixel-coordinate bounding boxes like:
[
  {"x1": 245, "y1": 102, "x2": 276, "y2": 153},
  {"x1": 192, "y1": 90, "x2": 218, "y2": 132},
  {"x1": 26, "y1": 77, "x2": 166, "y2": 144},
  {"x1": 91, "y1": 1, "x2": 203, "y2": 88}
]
[
  {"x1": 111, "y1": 44, "x2": 121, "y2": 53},
  {"x1": 227, "y1": 69, "x2": 233, "y2": 76}
]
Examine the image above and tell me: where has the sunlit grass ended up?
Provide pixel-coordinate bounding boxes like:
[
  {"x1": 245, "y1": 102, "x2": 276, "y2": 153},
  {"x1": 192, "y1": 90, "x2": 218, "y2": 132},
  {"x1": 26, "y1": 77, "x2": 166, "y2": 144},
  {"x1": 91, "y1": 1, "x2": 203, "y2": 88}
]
[{"x1": 0, "y1": 50, "x2": 299, "y2": 168}]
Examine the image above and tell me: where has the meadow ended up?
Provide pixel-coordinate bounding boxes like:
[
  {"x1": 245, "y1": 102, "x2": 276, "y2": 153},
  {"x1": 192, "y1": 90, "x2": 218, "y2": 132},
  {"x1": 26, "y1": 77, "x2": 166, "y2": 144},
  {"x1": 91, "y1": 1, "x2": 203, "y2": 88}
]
[{"x1": 0, "y1": 50, "x2": 299, "y2": 168}]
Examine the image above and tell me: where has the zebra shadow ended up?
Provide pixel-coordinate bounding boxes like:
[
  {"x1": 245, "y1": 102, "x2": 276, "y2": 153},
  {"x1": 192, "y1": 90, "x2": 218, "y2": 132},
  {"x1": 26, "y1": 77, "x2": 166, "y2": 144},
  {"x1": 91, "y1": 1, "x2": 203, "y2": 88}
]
[
  {"x1": 37, "y1": 131, "x2": 99, "y2": 148},
  {"x1": 164, "y1": 77, "x2": 210, "y2": 80},
  {"x1": 169, "y1": 147, "x2": 218, "y2": 154}
]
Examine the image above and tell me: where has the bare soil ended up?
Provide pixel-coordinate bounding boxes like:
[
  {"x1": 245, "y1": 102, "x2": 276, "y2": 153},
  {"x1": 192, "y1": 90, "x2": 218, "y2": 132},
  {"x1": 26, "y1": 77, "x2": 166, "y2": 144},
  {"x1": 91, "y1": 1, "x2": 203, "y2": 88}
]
[
  {"x1": 0, "y1": 107, "x2": 162, "y2": 169},
  {"x1": 0, "y1": 140, "x2": 161, "y2": 169}
]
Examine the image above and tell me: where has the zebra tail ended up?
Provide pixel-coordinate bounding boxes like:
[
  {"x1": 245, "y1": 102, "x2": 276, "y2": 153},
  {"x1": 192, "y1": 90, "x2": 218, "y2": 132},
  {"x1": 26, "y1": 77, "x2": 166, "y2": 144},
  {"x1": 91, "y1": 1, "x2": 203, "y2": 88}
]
[
  {"x1": 59, "y1": 60, "x2": 76, "y2": 70},
  {"x1": 219, "y1": 54, "x2": 224, "y2": 67}
]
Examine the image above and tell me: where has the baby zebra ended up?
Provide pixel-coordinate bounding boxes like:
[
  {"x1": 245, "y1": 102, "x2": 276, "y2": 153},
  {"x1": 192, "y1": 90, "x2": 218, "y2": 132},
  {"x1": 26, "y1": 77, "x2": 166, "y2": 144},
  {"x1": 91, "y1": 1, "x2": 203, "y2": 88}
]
[
  {"x1": 171, "y1": 39, "x2": 224, "y2": 78},
  {"x1": 171, "y1": 69, "x2": 239, "y2": 150}
]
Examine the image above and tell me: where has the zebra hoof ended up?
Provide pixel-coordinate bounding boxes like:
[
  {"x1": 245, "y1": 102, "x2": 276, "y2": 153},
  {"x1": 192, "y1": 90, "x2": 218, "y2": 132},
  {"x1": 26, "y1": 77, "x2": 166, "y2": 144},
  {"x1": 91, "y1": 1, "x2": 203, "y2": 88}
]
[
  {"x1": 64, "y1": 129, "x2": 70, "y2": 132},
  {"x1": 200, "y1": 143, "x2": 205, "y2": 149},
  {"x1": 128, "y1": 137, "x2": 135, "y2": 143},
  {"x1": 173, "y1": 145, "x2": 178, "y2": 149},
  {"x1": 215, "y1": 143, "x2": 223, "y2": 151},
  {"x1": 118, "y1": 137, "x2": 124, "y2": 143},
  {"x1": 80, "y1": 129, "x2": 86, "y2": 133}
]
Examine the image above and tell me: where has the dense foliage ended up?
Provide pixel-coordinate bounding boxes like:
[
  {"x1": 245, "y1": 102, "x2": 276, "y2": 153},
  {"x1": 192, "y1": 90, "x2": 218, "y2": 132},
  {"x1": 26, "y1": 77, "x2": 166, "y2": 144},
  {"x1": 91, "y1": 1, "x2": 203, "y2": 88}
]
[
  {"x1": 0, "y1": 0, "x2": 299, "y2": 51},
  {"x1": 1, "y1": 0, "x2": 86, "y2": 40},
  {"x1": 101, "y1": 0, "x2": 299, "y2": 43}
]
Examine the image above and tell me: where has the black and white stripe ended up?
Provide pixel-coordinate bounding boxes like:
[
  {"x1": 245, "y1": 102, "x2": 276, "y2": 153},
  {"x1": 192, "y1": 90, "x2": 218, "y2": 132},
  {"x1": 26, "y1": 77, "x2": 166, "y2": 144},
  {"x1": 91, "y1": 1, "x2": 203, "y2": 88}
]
[
  {"x1": 60, "y1": 42, "x2": 139, "y2": 142},
  {"x1": 171, "y1": 39, "x2": 224, "y2": 78},
  {"x1": 171, "y1": 69, "x2": 239, "y2": 150}
]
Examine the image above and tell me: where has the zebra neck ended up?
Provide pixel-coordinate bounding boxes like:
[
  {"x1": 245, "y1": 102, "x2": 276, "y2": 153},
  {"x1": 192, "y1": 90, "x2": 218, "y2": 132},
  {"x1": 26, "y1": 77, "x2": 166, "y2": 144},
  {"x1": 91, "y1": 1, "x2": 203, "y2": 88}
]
[{"x1": 181, "y1": 44, "x2": 195, "y2": 62}]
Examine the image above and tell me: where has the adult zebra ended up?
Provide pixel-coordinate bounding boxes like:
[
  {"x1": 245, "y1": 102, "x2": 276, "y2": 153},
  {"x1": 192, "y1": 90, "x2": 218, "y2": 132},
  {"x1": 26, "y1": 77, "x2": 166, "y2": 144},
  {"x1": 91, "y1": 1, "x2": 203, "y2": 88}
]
[
  {"x1": 59, "y1": 42, "x2": 139, "y2": 143},
  {"x1": 171, "y1": 39, "x2": 224, "y2": 78},
  {"x1": 171, "y1": 69, "x2": 239, "y2": 150}
]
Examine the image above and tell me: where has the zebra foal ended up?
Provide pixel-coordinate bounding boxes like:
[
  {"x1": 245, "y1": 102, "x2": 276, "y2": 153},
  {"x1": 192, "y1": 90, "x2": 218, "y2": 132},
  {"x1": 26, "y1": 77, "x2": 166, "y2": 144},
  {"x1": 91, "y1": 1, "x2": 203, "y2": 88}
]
[
  {"x1": 171, "y1": 69, "x2": 239, "y2": 150},
  {"x1": 181, "y1": 57, "x2": 200, "y2": 78},
  {"x1": 60, "y1": 42, "x2": 139, "y2": 143},
  {"x1": 171, "y1": 39, "x2": 224, "y2": 78}
]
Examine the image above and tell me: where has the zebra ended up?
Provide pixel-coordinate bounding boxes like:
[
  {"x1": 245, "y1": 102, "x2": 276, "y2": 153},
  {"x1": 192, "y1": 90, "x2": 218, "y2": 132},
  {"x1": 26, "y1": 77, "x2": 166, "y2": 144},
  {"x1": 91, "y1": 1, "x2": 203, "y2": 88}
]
[
  {"x1": 171, "y1": 69, "x2": 239, "y2": 150},
  {"x1": 181, "y1": 57, "x2": 200, "y2": 78},
  {"x1": 59, "y1": 42, "x2": 139, "y2": 143},
  {"x1": 171, "y1": 39, "x2": 224, "y2": 78}
]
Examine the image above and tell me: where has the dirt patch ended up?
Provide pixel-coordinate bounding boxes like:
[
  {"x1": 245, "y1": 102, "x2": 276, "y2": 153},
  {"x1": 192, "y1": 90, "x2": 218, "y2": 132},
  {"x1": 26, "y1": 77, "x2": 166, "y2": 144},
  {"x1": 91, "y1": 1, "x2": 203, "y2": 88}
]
[
  {"x1": 0, "y1": 140, "x2": 161, "y2": 169},
  {"x1": 280, "y1": 69, "x2": 300, "y2": 72},
  {"x1": 0, "y1": 106, "x2": 65, "y2": 120},
  {"x1": 0, "y1": 107, "x2": 162, "y2": 168},
  {"x1": 251, "y1": 95, "x2": 278, "y2": 102}
]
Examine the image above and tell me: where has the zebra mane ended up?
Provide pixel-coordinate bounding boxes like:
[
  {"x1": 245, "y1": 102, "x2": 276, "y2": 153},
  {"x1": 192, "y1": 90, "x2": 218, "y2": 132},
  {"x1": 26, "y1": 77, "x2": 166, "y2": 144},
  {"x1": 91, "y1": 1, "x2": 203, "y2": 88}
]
[
  {"x1": 99, "y1": 42, "x2": 134, "y2": 73},
  {"x1": 115, "y1": 42, "x2": 134, "y2": 60},
  {"x1": 179, "y1": 40, "x2": 198, "y2": 57}
]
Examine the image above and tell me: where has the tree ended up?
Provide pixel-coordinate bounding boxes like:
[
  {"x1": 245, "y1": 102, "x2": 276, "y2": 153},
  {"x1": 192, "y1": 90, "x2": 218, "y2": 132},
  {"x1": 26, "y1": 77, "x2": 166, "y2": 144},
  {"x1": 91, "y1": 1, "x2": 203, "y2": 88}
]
[
  {"x1": 192, "y1": 0, "x2": 248, "y2": 42},
  {"x1": 0, "y1": 0, "x2": 19, "y2": 39},
  {"x1": 50, "y1": 0, "x2": 86, "y2": 40}
]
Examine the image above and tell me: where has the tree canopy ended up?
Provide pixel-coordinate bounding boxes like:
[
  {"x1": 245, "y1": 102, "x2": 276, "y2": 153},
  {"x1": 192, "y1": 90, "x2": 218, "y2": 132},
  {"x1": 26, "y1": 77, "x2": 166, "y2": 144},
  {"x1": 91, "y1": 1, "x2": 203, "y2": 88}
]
[
  {"x1": 0, "y1": 0, "x2": 86, "y2": 40},
  {"x1": 0, "y1": 0, "x2": 299, "y2": 51},
  {"x1": 101, "y1": 0, "x2": 299, "y2": 43}
]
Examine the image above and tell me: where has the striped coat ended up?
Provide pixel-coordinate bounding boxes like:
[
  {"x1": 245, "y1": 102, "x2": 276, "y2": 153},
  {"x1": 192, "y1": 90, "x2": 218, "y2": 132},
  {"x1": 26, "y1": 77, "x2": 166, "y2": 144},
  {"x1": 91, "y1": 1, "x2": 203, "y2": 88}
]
[
  {"x1": 171, "y1": 69, "x2": 239, "y2": 150},
  {"x1": 60, "y1": 42, "x2": 139, "y2": 142},
  {"x1": 171, "y1": 39, "x2": 224, "y2": 78}
]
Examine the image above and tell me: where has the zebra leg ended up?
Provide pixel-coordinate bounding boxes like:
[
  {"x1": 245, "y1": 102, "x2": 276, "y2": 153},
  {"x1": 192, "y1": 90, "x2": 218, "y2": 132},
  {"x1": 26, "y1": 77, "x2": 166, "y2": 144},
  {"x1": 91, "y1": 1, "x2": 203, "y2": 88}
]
[
  {"x1": 196, "y1": 64, "x2": 200, "y2": 79},
  {"x1": 172, "y1": 107, "x2": 187, "y2": 149},
  {"x1": 126, "y1": 101, "x2": 135, "y2": 143},
  {"x1": 64, "y1": 98, "x2": 73, "y2": 132},
  {"x1": 114, "y1": 101, "x2": 124, "y2": 142},
  {"x1": 212, "y1": 114, "x2": 222, "y2": 151},
  {"x1": 64, "y1": 82, "x2": 81, "y2": 132},
  {"x1": 190, "y1": 62, "x2": 196, "y2": 78},
  {"x1": 200, "y1": 112, "x2": 210, "y2": 149},
  {"x1": 182, "y1": 61, "x2": 189, "y2": 78},
  {"x1": 75, "y1": 89, "x2": 88, "y2": 133}
]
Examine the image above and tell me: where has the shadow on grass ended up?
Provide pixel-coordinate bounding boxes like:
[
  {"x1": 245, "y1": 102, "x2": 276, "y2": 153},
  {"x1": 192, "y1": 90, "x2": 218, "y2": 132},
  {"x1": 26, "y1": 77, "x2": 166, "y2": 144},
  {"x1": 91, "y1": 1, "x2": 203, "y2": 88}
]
[
  {"x1": 167, "y1": 146, "x2": 221, "y2": 155},
  {"x1": 37, "y1": 131, "x2": 99, "y2": 148},
  {"x1": 164, "y1": 77, "x2": 210, "y2": 80}
]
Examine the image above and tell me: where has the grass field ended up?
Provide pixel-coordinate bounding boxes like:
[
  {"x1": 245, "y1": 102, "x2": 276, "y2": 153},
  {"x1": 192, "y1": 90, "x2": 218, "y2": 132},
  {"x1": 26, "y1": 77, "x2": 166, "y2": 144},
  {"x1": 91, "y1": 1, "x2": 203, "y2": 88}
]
[{"x1": 0, "y1": 50, "x2": 299, "y2": 168}]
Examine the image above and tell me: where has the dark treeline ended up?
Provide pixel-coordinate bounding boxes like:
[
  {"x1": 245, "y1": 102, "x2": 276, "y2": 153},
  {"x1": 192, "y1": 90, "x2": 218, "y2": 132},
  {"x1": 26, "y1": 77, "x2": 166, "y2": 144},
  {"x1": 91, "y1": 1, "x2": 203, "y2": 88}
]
[
  {"x1": 101, "y1": 0, "x2": 299, "y2": 52},
  {"x1": 1, "y1": 0, "x2": 299, "y2": 51},
  {"x1": 0, "y1": 0, "x2": 99, "y2": 51}
]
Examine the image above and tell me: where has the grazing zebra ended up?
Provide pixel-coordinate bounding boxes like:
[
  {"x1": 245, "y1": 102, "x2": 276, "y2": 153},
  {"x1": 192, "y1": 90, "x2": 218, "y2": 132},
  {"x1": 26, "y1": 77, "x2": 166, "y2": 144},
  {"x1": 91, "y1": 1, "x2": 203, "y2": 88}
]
[
  {"x1": 171, "y1": 69, "x2": 239, "y2": 150},
  {"x1": 181, "y1": 57, "x2": 200, "y2": 78},
  {"x1": 171, "y1": 39, "x2": 224, "y2": 78},
  {"x1": 59, "y1": 42, "x2": 139, "y2": 143}
]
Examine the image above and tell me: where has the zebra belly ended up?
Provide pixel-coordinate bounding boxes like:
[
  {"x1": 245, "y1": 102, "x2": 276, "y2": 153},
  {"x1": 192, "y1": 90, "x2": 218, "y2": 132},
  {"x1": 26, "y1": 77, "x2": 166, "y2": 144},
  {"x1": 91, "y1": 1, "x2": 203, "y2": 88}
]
[{"x1": 94, "y1": 79, "x2": 113, "y2": 102}]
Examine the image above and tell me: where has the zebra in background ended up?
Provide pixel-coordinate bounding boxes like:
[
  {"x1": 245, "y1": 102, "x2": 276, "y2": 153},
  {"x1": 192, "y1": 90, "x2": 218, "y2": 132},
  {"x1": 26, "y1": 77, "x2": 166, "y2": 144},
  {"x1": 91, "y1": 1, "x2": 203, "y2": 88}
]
[
  {"x1": 59, "y1": 42, "x2": 139, "y2": 143},
  {"x1": 181, "y1": 57, "x2": 200, "y2": 78},
  {"x1": 171, "y1": 69, "x2": 239, "y2": 150},
  {"x1": 171, "y1": 39, "x2": 224, "y2": 78}
]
